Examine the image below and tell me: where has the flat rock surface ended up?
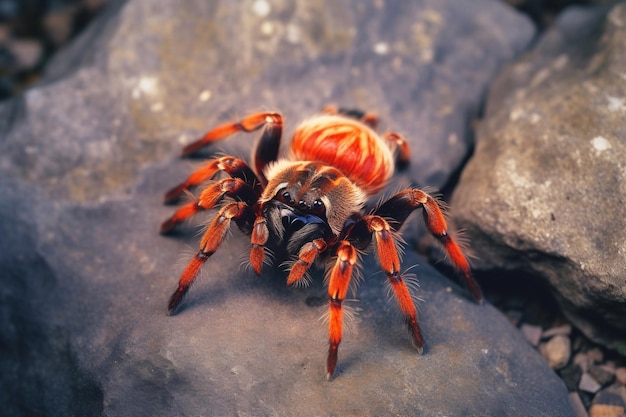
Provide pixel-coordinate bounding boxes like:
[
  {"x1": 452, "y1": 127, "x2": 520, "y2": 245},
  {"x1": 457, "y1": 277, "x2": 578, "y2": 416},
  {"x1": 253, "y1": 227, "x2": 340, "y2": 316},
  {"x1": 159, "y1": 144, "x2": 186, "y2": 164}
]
[
  {"x1": 0, "y1": 0, "x2": 577, "y2": 416},
  {"x1": 0, "y1": 173, "x2": 575, "y2": 416}
]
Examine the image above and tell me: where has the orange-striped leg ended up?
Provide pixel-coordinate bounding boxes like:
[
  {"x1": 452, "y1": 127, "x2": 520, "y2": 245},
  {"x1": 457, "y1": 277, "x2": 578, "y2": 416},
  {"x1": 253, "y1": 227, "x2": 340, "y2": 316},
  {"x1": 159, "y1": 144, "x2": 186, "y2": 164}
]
[
  {"x1": 164, "y1": 156, "x2": 260, "y2": 204},
  {"x1": 160, "y1": 177, "x2": 257, "y2": 234},
  {"x1": 168, "y1": 201, "x2": 249, "y2": 314},
  {"x1": 384, "y1": 132, "x2": 410, "y2": 168},
  {"x1": 286, "y1": 238, "x2": 327, "y2": 286},
  {"x1": 326, "y1": 241, "x2": 357, "y2": 380},
  {"x1": 364, "y1": 215, "x2": 424, "y2": 352},
  {"x1": 420, "y1": 194, "x2": 482, "y2": 303},
  {"x1": 181, "y1": 112, "x2": 283, "y2": 184},
  {"x1": 321, "y1": 104, "x2": 378, "y2": 129},
  {"x1": 375, "y1": 189, "x2": 483, "y2": 303},
  {"x1": 249, "y1": 215, "x2": 269, "y2": 275},
  {"x1": 182, "y1": 111, "x2": 281, "y2": 155}
]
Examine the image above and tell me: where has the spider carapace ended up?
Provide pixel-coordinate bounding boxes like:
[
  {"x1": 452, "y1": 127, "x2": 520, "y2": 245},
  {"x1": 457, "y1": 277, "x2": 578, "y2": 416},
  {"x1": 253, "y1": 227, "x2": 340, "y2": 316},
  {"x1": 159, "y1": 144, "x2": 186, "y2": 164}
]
[{"x1": 160, "y1": 105, "x2": 482, "y2": 379}]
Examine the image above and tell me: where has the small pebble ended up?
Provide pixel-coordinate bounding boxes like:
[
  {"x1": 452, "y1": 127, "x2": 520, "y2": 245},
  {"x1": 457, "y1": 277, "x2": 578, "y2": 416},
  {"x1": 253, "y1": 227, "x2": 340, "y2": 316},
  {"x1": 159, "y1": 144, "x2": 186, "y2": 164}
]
[
  {"x1": 44, "y1": 7, "x2": 76, "y2": 46},
  {"x1": 580, "y1": 373, "x2": 602, "y2": 394},
  {"x1": 540, "y1": 335, "x2": 571, "y2": 369},
  {"x1": 587, "y1": 347, "x2": 604, "y2": 364},
  {"x1": 0, "y1": 24, "x2": 10, "y2": 45},
  {"x1": 569, "y1": 392, "x2": 589, "y2": 417},
  {"x1": 542, "y1": 323, "x2": 572, "y2": 339},
  {"x1": 521, "y1": 323, "x2": 543, "y2": 346},
  {"x1": 615, "y1": 368, "x2": 626, "y2": 385},
  {"x1": 588, "y1": 404, "x2": 624, "y2": 417},
  {"x1": 589, "y1": 365, "x2": 615, "y2": 387},
  {"x1": 7, "y1": 39, "x2": 43, "y2": 69},
  {"x1": 574, "y1": 352, "x2": 591, "y2": 373},
  {"x1": 592, "y1": 383, "x2": 626, "y2": 408},
  {"x1": 559, "y1": 364, "x2": 583, "y2": 392},
  {"x1": 84, "y1": 0, "x2": 108, "y2": 11}
]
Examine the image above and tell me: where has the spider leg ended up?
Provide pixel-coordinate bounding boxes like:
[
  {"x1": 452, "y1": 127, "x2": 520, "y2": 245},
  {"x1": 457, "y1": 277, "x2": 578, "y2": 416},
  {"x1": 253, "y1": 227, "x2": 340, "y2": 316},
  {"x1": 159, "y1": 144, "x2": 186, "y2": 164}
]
[
  {"x1": 164, "y1": 156, "x2": 260, "y2": 204},
  {"x1": 326, "y1": 240, "x2": 357, "y2": 380},
  {"x1": 249, "y1": 214, "x2": 269, "y2": 275},
  {"x1": 383, "y1": 132, "x2": 410, "y2": 168},
  {"x1": 321, "y1": 104, "x2": 378, "y2": 129},
  {"x1": 181, "y1": 111, "x2": 283, "y2": 185},
  {"x1": 286, "y1": 238, "x2": 327, "y2": 286},
  {"x1": 375, "y1": 189, "x2": 483, "y2": 303},
  {"x1": 360, "y1": 215, "x2": 424, "y2": 352},
  {"x1": 160, "y1": 177, "x2": 258, "y2": 234},
  {"x1": 168, "y1": 201, "x2": 250, "y2": 314}
]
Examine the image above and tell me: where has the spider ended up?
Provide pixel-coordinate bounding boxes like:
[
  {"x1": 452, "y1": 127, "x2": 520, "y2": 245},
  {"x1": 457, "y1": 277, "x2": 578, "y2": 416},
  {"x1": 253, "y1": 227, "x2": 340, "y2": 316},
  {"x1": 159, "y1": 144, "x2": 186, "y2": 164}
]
[{"x1": 160, "y1": 105, "x2": 482, "y2": 379}]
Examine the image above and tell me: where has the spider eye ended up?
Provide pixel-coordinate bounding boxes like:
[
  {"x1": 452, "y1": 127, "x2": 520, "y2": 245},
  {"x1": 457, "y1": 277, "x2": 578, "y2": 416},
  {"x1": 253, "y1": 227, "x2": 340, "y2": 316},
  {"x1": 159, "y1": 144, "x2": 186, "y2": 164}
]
[
  {"x1": 312, "y1": 199, "x2": 325, "y2": 213},
  {"x1": 282, "y1": 191, "x2": 294, "y2": 204}
]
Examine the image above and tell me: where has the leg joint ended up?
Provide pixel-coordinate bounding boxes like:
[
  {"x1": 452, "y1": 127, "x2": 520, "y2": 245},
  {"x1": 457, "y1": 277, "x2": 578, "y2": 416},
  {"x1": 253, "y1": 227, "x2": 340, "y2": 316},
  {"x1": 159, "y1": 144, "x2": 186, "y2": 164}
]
[
  {"x1": 197, "y1": 251, "x2": 211, "y2": 260},
  {"x1": 387, "y1": 270, "x2": 402, "y2": 283},
  {"x1": 329, "y1": 297, "x2": 343, "y2": 307}
]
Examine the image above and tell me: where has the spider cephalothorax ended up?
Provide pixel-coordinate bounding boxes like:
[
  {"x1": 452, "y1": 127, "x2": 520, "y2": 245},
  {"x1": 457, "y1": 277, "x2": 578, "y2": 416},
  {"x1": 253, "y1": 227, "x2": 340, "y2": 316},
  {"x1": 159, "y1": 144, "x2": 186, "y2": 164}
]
[{"x1": 160, "y1": 105, "x2": 482, "y2": 379}]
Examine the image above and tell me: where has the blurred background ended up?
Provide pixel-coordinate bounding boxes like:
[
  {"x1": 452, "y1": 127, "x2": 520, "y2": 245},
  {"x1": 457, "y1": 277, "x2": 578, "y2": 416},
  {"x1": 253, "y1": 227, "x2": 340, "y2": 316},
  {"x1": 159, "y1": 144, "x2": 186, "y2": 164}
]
[{"x1": 0, "y1": 0, "x2": 613, "y2": 100}]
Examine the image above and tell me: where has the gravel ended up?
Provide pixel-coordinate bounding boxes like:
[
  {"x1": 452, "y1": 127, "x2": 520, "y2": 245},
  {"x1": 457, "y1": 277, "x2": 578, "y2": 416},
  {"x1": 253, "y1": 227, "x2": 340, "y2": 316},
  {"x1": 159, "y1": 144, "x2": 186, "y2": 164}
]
[{"x1": 484, "y1": 277, "x2": 626, "y2": 411}]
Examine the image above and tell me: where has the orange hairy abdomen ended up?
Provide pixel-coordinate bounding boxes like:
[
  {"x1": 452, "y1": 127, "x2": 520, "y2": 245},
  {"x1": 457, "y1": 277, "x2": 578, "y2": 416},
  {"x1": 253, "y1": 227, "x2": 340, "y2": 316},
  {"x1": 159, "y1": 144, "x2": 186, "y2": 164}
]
[{"x1": 290, "y1": 115, "x2": 394, "y2": 195}]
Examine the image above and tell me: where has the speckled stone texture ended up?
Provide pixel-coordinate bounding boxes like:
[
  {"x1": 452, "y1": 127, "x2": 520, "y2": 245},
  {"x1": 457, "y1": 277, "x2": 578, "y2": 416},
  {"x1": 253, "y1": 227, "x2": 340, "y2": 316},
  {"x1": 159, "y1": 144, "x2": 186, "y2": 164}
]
[
  {"x1": 451, "y1": 3, "x2": 626, "y2": 354},
  {"x1": 0, "y1": 0, "x2": 578, "y2": 415}
]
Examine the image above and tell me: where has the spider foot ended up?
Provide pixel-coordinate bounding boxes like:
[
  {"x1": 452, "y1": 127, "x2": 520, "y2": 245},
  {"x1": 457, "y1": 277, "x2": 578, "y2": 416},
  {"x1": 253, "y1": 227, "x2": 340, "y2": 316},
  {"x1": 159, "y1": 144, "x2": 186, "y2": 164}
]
[
  {"x1": 167, "y1": 285, "x2": 189, "y2": 315},
  {"x1": 326, "y1": 344, "x2": 339, "y2": 380},
  {"x1": 407, "y1": 318, "x2": 424, "y2": 354}
]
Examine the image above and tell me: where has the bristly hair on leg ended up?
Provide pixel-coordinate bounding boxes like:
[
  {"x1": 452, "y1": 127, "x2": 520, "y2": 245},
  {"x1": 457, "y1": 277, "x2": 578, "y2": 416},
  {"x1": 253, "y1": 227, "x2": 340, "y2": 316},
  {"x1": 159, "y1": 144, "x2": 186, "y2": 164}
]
[
  {"x1": 382, "y1": 265, "x2": 424, "y2": 314},
  {"x1": 366, "y1": 179, "x2": 412, "y2": 216},
  {"x1": 318, "y1": 298, "x2": 362, "y2": 333},
  {"x1": 279, "y1": 257, "x2": 314, "y2": 288},
  {"x1": 168, "y1": 245, "x2": 212, "y2": 308},
  {"x1": 348, "y1": 263, "x2": 365, "y2": 299},
  {"x1": 420, "y1": 186, "x2": 446, "y2": 208},
  {"x1": 370, "y1": 225, "x2": 406, "y2": 268},
  {"x1": 180, "y1": 187, "x2": 198, "y2": 204},
  {"x1": 347, "y1": 249, "x2": 365, "y2": 297},
  {"x1": 379, "y1": 265, "x2": 425, "y2": 350},
  {"x1": 447, "y1": 227, "x2": 478, "y2": 263},
  {"x1": 174, "y1": 245, "x2": 204, "y2": 271},
  {"x1": 401, "y1": 266, "x2": 425, "y2": 309},
  {"x1": 321, "y1": 251, "x2": 364, "y2": 298},
  {"x1": 430, "y1": 226, "x2": 478, "y2": 268},
  {"x1": 194, "y1": 207, "x2": 234, "y2": 240},
  {"x1": 239, "y1": 247, "x2": 275, "y2": 275}
]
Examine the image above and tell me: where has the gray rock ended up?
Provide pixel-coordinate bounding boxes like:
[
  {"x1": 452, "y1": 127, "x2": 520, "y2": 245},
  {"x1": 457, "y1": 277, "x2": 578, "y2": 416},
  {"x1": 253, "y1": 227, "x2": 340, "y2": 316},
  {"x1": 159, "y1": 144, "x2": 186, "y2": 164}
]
[
  {"x1": 0, "y1": 0, "x2": 577, "y2": 416},
  {"x1": 0, "y1": 178, "x2": 576, "y2": 416},
  {"x1": 451, "y1": 3, "x2": 626, "y2": 353}
]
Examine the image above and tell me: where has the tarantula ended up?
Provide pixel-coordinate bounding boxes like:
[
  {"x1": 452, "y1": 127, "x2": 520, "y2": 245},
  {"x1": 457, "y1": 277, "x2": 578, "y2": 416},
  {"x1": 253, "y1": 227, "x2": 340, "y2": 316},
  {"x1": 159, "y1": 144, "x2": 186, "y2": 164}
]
[{"x1": 160, "y1": 105, "x2": 482, "y2": 379}]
